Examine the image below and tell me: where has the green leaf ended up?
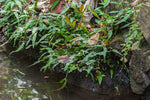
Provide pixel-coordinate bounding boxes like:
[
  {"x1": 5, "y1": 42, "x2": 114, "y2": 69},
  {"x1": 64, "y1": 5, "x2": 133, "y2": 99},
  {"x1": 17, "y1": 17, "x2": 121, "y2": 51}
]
[
  {"x1": 4, "y1": 2, "x2": 11, "y2": 10},
  {"x1": 61, "y1": 7, "x2": 69, "y2": 14},
  {"x1": 36, "y1": 34, "x2": 50, "y2": 45},
  {"x1": 97, "y1": 71, "x2": 105, "y2": 85},
  {"x1": 25, "y1": 20, "x2": 35, "y2": 29},
  {"x1": 11, "y1": 2, "x2": 15, "y2": 9},
  {"x1": 91, "y1": 11, "x2": 100, "y2": 19},
  {"x1": 10, "y1": 42, "x2": 25, "y2": 55},
  {"x1": 52, "y1": 63, "x2": 59, "y2": 69},
  {"x1": 120, "y1": 23, "x2": 130, "y2": 29},
  {"x1": 72, "y1": 20, "x2": 77, "y2": 28},
  {"x1": 86, "y1": 66, "x2": 93, "y2": 74},
  {"x1": 31, "y1": 27, "x2": 38, "y2": 48},
  {"x1": 109, "y1": 11, "x2": 119, "y2": 14},
  {"x1": 107, "y1": 30, "x2": 113, "y2": 40},
  {"x1": 83, "y1": 52, "x2": 96, "y2": 61},
  {"x1": 90, "y1": 73, "x2": 95, "y2": 82},
  {"x1": 110, "y1": 1, "x2": 120, "y2": 5},
  {"x1": 29, "y1": 60, "x2": 41, "y2": 67},
  {"x1": 96, "y1": 47, "x2": 107, "y2": 60},
  {"x1": 116, "y1": 9, "x2": 124, "y2": 18},
  {"x1": 110, "y1": 69, "x2": 113, "y2": 78},
  {"x1": 79, "y1": 4, "x2": 84, "y2": 12},
  {"x1": 112, "y1": 49, "x2": 122, "y2": 56},
  {"x1": 103, "y1": 0, "x2": 111, "y2": 8},
  {"x1": 86, "y1": 60, "x2": 96, "y2": 65},
  {"x1": 64, "y1": 15, "x2": 72, "y2": 27},
  {"x1": 74, "y1": 9, "x2": 81, "y2": 14},
  {"x1": 58, "y1": 78, "x2": 67, "y2": 90},
  {"x1": 116, "y1": 14, "x2": 131, "y2": 25},
  {"x1": 69, "y1": 64, "x2": 77, "y2": 73},
  {"x1": 40, "y1": 60, "x2": 52, "y2": 72},
  {"x1": 64, "y1": 63, "x2": 70, "y2": 71},
  {"x1": 51, "y1": 0, "x2": 60, "y2": 10},
  {"x1": 15, "y1": 0, "x2": 22, "y2": 10},
  {"x1": 0, "y1": 0, "x2": 5, "y2": 3}
]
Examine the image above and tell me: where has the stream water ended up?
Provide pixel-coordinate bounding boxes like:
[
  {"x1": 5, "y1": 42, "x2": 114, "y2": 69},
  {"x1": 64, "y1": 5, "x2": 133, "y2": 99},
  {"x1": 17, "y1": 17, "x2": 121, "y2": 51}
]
[{"x1": 0, "y1": 47, "x2": 140, "y2": 100}]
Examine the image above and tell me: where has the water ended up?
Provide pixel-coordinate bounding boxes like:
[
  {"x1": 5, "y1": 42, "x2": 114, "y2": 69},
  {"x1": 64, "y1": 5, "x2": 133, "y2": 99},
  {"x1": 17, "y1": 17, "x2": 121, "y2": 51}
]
[{"x1": 0, "y1": 49, "x2": 140, "y2": 100}]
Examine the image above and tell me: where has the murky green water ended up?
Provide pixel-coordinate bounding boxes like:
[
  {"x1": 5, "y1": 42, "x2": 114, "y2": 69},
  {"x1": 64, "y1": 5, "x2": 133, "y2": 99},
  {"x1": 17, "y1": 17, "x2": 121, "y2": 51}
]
[{"x1": 0, "y1": 49, "x2": 140, "y2": 100}]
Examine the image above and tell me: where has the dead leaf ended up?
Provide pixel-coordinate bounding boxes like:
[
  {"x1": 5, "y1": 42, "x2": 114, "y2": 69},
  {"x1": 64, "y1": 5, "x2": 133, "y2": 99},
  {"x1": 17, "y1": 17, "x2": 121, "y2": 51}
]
[
  {"x1": 50, "y1": 0, "x2": 57, "y2": 6},
  {"x1": 82, "y1": 0, "x2": 95, "y2": 22},
  {"x1": 88, "y1": 33, "x2": 100, "y2": 45},
  {"x1": 51, "y1": 0, "x2": 65, "y2": 14},
  {"x1": 101, "y1": 41, "x2": 106, "y2": 46},
  {"x1": 143, "y1": 2, "x2": 150, "y2": 5},
  {"x1": 15, "y1": 89, "x2": 20, "y2": 92},
  {"x1": 57, "y1": 55, "x2": 71, "y2": 60},
  {"x1": 2, "y1": 27, "x2": 6, "y2": 33},
  {"x1": 37, "y1": 1, "x2": 46, "y2": 10},
  {"x1": 57, "y1": 55, "x2": 72, "y2": 64},
  {"x1": 131, "y1": 0, "x2": 139, "y2": 8},
  {"x1": 72, "y1": 37, "x2": 80, "y2": 45},
  {"x1": 61, "y1": 59, "x2": 72, "y2": 64},
  {"x1": 44, "y1": 76, "x2": 49, "y2": 79}
]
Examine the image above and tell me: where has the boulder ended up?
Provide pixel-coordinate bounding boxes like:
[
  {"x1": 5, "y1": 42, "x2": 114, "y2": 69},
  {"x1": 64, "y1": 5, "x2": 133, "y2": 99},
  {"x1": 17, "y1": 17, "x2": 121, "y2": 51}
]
[
  {"x1": 105, "y1": 0, "x2": 134, "y2": 13},
  {"x1": 129, "y1": 40, "x2": 150, "y2": 94},
  {"x1": 137, "y1": 4, "x2": 150, "y2": 46},
  {"x1": 129, "y1": 3, "x2": 150, "y2": 94}
]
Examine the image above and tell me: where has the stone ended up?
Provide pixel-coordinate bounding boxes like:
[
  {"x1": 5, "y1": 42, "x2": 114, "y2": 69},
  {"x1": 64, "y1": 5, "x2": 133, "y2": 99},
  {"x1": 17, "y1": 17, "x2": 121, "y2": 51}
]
[
  {"x1": 129, "y1": 40, "x2": 150, "y2": 94},
  {"x1": 137, "y1": 4, "x2": 150, "y2": 46},
  {"x1": 105, "y1": 0, "x2": 133, "y2": 13},
  {"x1": 129, "y1": 4, "x2": 150, "y2": 94}
]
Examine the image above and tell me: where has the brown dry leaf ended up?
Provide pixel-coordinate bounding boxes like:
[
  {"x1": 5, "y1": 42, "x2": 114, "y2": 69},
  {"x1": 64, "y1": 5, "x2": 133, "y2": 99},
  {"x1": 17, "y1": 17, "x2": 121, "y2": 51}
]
[
  {"x1": 51, "y1": 0, "x2": 65, "y2": 14},
  {"x1": 88, "y1": 33, "x2": 100, "y2": 45},
  {"x1": 65, "y1": 0, "x2": 82, "y2": 7},
  {"x1": 143, "y1": 2, "x2": 150, "y2": 5},
  {"x1": 50, "y1": 0, "x2": 56, "y2": 6},
  {"x1": 57, "y1": 55, "x2": 72, "y2": 64},
  {"x1": 131, "y1": 0, "x2": 140, "y2": 8},
  {"x1": 72, "y1": 37, "x2": 80, "y2": 45},
  {"x1": 101, "y1": 41, "x2": 106, "y2": 46},
  {"x1": 15, "y1": 89, "x2": 20, "y2": 93},
  {"x1": 44, "y1": 76, "x2": 49, "y2": 79},
  {"x1": 60, "y1": 59, "x2": 72, "y2": 64},
  {"x1": 82, "y1": 0, "x2": 95, "y2": 22},
  {"x1": 64, "y1": 0, "x2": 96, "y2": 22},
  {"x1": 37, "y1": 1, "x2": 46, "y2": 10},
  {"x1": 57, "y1": 55, "x2": 71, "y2": 60},
  {"x1": 2, "y1": 27, "x2": 6, "y2": 32}
]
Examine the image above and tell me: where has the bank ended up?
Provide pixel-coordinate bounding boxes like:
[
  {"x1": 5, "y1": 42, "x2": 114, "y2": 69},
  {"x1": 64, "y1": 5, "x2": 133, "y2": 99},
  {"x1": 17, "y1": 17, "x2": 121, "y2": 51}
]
[{"x1": 0, "y1": 0, "x2": 150, "y2": 98}]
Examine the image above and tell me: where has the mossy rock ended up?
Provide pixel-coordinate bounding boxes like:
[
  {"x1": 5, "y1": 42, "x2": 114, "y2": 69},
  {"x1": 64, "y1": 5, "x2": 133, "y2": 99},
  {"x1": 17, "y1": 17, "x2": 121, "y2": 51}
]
[
  {"x1": 129, "y1": 40, "x2": 150, "y2": 94},
  {"x1": 137, "y1": 4, "x2": 150, "y2": 46}
]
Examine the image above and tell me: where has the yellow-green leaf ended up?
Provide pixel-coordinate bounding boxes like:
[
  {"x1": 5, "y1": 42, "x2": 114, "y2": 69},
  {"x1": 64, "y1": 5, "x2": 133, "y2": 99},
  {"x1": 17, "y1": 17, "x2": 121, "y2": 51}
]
[
  {"x1": 79, "y1": 4, "x2": 84, "y2": 12},
  {"x1": 72, "y1": 20, "x2": 77, "y2": 28},
  {"x1": 75, "y1": 9, "x2": 82, "y2": 14},
  {"x1": 91, "y1": 11, "x2": 100, "y2": 19},
  {"x1": 64, "y1": 15, "x2": 72, "y2": 27}
]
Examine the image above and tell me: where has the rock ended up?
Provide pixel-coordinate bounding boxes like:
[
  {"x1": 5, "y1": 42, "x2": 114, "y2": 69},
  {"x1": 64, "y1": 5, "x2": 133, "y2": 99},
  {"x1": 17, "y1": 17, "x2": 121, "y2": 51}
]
[
  {"x1": 129, "y1": 40, "x2": 150, "y2": 94},
  {"x1": 140, "y1": 85, "x2": 150, "y2": 100},
  {"x1": 137, "y1": 4, "x2": 150, "y2": 46},
  {"x1": 105, "y1": 0, "x2": 133, "y2": 13},
  {"x1": 110, "y1": 31, "x2": 125, "y2": 52},
  {"x1": 129, "y1": 4, "x2": 150, "y2": 94}
]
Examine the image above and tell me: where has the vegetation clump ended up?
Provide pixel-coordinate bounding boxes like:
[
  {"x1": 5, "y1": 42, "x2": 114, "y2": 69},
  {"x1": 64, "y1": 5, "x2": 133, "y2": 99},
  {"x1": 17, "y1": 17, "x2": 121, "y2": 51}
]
[{"x1": 0, "y1": 0, "x2": 142, "y2": 88}]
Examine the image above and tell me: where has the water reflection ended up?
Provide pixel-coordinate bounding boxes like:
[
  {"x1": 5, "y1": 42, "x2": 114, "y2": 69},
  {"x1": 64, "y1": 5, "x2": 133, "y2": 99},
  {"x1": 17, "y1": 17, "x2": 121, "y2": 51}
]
[{"x1": 0, "y1": 50, "x2": 140, "y2": 100}]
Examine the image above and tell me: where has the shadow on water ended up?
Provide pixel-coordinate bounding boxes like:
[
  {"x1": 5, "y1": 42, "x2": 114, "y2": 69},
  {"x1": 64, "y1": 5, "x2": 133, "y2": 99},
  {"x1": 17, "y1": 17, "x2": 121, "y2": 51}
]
[{"x1": 0, "y1": 49, "x2": 140, "y2": 100}]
